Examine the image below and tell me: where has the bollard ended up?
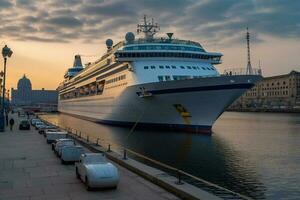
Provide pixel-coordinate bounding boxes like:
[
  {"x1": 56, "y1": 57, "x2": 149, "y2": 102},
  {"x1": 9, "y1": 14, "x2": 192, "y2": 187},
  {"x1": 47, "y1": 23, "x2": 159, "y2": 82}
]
[
  {"x1": 123, "y1": 149, "x2": 127, "y2": 160},
  {"x1": 87, "y1": 135, "x2": 89, "y2": 142},
  {"x1": 107, "y1": 144, "x2": 111, "y2": 152},
  {"x1": 175, "y1": 170, "x2": 184, "y2": 185},
  {"x1": 96, "y1": 138, "x2": 100, "y2": 146}
]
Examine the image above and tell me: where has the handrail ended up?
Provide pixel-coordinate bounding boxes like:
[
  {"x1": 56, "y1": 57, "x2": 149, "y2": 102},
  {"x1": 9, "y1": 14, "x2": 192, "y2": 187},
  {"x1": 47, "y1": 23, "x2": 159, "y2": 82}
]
[
  {"x1": 124, "y1": 148, "x2": 251, "y2": 200},
  {"x1": 40, "y1": 116, "x2": 251, "y2": 200},
  {"x1": 223, "y1": 68, "x2": 262, "y2": 76}
]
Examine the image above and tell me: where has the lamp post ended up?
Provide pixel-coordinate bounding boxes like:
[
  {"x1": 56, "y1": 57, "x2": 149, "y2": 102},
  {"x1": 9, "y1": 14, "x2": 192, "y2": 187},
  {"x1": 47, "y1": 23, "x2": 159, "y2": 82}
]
[{"x1": 0, "y1": 45, "x2": 13, "y2": 132}]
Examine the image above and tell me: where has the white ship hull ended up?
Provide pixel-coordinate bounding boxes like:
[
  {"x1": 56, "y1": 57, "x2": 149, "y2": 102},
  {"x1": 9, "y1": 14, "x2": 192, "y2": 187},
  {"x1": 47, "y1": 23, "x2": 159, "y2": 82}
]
[{"x1": 58, "y1": 75, "x2": 261, "y2": 133}]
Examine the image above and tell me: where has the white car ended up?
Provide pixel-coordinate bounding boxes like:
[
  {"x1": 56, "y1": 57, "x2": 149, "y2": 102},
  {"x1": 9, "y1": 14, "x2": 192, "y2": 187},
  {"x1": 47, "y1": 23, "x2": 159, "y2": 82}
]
[
  {"x1": 43, "y1": 128, "x2": 60, "y2": 137},
  {"x1": 35, "y1": 122, "x2": 45, "y2": 130},
  {"x1": 61, "y1": 145, "x2": 84, "y2": 164},
  {"x1": 38, "y1": 125, "x2": 57, "y2": 134},
  {"x1": 75, "y1": 153, "x2": 119, "y2": 190},
  {"x1": 46, "y1": 131, "x2": 68, "y2": 144},
  {"x1": 31, "y1": 118, "x2": 40, "y2": 125},
  {"x1": 54, "y1": 139, "x2": 75, "y2": 157}
]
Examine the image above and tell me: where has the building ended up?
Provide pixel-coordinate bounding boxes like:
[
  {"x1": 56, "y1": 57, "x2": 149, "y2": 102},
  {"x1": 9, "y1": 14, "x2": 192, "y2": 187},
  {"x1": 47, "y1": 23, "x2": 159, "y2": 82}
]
[
  {"x1": 11, "y1": 75, "x2": 58, "y2": 108},
  {"x1": 230, "y1": 70, "x2": 300, "y2": 110}
]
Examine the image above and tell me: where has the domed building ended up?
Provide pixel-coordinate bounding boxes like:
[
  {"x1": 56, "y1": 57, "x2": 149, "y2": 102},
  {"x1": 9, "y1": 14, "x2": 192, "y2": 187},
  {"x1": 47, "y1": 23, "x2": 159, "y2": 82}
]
[{"x1": 11, "y1": 75, "x2": 58, "y2": 107}]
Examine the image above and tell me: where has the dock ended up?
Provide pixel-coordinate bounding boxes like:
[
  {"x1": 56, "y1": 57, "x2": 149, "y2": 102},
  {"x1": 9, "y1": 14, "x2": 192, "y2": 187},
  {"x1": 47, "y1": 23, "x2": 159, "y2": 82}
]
[{"x1": 0, "y1": 114, "x2": 183, "y2": 200}]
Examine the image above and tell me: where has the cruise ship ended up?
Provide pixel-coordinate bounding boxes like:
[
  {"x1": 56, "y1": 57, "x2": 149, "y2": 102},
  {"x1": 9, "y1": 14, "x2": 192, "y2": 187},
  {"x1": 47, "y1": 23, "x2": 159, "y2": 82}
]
[{"x1": 57, "y1": 16, "x2": 262, "y2": 133}]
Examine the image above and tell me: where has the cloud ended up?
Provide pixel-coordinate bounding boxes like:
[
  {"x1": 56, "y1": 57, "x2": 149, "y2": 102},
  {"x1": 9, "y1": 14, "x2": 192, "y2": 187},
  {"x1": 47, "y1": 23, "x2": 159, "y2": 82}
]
[
  {"x1": 0, "y1": 0, "x2": 299, "y2": 45},
  {"x1": 0, "y1": 0, "x2": 13, "y2": 8},
  {"x1": 46, "y1": 16, "x2": 83, "y2": 28}
]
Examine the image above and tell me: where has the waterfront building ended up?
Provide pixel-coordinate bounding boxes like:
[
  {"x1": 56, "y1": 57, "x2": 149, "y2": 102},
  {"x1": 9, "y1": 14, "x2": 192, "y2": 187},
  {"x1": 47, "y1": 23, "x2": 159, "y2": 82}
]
[
  {"x1": 230, "y1": 70, "x2": 300, "y2": 109},
  {"x1": 11, "y1": 75, "x2": 58, "y2": 107}
]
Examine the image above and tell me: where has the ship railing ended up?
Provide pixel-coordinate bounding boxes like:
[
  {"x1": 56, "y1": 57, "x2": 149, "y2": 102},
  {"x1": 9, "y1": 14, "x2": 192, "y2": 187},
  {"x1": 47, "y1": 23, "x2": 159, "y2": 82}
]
[
  {"x1": 128, "y1": 38, "x2": 203, "y2": 48},
  {"x1": 42, "y1": 119, "x2": 251, "y2": 200},
  {"x1": 223, "y1": 68, "x2": 262, "y2": 76}
]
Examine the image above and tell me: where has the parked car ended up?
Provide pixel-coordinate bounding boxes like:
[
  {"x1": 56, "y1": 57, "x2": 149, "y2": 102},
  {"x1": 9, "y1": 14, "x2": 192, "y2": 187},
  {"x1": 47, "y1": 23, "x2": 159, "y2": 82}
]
[
  {"x1": 34, "y1": 121, "x2": 45, "y2": 130},
  {"x1": 54, "y1": 139, "x2": 76, "y2": 157},
  {"x1": 61, "y1": 145, "x2": 84, "y2": 164},
  {"x1": 75, "y1": 153, "x2": 119, "y2": 190},
  {"x1": 38, "y1": 125, "x2": 57, "y2": 134},
  {"x1": 31, "y1": 118, "x2": 41, "y2": 126},
  {"x1": 46, "y1": 131, "x2": 68, "y2": 144},
  {"x1": 19, "y1": 120, "x2": 30, "y2": 130},
  {"x1": 43, "y1": 128, "x2": 60, "y2": 137}
]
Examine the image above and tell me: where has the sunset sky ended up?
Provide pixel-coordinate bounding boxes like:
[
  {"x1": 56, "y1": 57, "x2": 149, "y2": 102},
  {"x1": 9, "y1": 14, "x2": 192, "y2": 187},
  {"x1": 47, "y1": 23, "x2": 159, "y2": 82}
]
[{"x1": 0, "y1": 0, "x2": 299, "y2": 90}]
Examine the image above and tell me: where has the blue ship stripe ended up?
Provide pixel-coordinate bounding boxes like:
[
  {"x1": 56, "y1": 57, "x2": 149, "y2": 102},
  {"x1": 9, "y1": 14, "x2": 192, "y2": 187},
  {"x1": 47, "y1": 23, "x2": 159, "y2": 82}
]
[{"x1": 137, "y1": 83, "x2": 254, "y2": 95}]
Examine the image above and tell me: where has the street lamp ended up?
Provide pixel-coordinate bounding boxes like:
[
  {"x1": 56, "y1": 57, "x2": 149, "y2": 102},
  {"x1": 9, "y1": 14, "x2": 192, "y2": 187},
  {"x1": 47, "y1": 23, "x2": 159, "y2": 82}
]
[{"x1": 0, "y1": 45, "x2": 13, "y2": 132}]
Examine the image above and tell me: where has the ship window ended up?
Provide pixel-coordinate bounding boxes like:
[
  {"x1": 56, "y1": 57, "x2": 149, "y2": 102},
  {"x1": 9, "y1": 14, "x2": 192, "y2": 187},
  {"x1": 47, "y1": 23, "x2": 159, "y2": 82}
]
[
  {"x1": 171, "y1": 65, "x2": 176, "y2": 69},
  {"x1": 159, "y1": 65, "x2": 164, "y2": 69},
  {"x1": 201, "y1": 67, "x2": 206, "y2": 70},
  {"x1": 165, "y1": 65, "x2": 170, "y2": 69},
  {"x1": 158, "y1": 76, "x2": 164, "y2": 82},
  {"x1": 97, "y1": 80, "x2": 105, "y2": 95},
  {"x1": 151, "y1": 65, "x2": 155, "y2": 69},
  {"x1": 165, "y1": 76, "x2": 171, "y2": 81},
  {"x1": 192, "y1": 66, "x2": 197, "y2": 70},
  {"x1": 180, "y1": 66, "x2": 185, "y2": 69},
  {"x1": 144, "y1": 66, "x2": 149, "y2": 69},
  {"x1": 206, "y1": 67, "x2": 211, "y2": 70},
  {"x1": 187, "y1": 66, "x2": 192, "y2": 69}
]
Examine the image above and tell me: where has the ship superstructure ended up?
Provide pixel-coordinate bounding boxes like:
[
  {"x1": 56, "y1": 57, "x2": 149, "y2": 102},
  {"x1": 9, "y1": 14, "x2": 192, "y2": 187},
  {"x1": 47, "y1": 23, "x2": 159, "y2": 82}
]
[{"x1": 57, "y1": 16, "x2": 261, "y2": 133}]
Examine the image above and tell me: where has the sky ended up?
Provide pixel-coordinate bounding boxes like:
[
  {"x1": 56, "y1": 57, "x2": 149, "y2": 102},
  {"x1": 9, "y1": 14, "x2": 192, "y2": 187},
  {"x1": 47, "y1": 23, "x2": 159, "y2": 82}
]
[{"x1": 0, "y1": 0, "x2": 300, "y2": 90}]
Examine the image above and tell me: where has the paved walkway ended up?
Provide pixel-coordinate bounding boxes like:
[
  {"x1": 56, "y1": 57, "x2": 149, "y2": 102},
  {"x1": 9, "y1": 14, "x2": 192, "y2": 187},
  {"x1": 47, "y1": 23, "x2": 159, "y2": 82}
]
[{"x1": 0, "y1": 114, "x2": 179, "y2": 200}]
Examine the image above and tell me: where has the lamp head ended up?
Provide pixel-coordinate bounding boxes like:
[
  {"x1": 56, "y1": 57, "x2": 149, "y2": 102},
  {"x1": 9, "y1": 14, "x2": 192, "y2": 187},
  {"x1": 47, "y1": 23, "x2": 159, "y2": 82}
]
[{"x1": 2, "y1": 45, "x2": 13, "y2": 58}]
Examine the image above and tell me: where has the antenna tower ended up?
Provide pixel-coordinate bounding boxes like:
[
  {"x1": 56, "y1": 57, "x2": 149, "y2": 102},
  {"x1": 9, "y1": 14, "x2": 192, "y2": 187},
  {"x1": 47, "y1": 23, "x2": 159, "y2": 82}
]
[
  {"x1": 258, "y1": 59, "x2": 262, "y2": 75},
  {"x1": 246, "y1": 27, "x2": 253, "y2": 75},
  {"x1": 137, "y1": 15, "x2": 160, "y2": 40}
]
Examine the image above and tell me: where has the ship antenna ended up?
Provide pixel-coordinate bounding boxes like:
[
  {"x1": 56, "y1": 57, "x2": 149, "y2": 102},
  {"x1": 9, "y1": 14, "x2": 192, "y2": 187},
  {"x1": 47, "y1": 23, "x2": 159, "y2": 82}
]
[
  {"x1": 137, "y1": 15, "x2": 160, "y2": 40},
  {"x1": 246, "y1": 27, "x2": 253, "y2": 75},
  {"x1": 258, "y1": 59, "x2": 262, "y2": 75}
]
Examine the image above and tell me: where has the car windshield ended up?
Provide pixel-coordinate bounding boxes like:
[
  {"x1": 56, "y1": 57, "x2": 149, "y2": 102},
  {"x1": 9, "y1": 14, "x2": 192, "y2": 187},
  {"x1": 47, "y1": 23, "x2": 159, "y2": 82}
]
[
  {"x1": 84, "y1": 154, "x2": 107, "y2": 164},
  {"x1": 21, "y1": 121, "x2": 28, "y2": 124}
]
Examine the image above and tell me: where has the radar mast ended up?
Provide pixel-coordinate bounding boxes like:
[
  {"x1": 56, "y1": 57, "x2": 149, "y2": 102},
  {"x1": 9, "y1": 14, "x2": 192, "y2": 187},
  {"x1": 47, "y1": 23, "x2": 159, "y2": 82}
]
[{"x1": 137, "y1": 15, "x2": 160, "y2": 40}]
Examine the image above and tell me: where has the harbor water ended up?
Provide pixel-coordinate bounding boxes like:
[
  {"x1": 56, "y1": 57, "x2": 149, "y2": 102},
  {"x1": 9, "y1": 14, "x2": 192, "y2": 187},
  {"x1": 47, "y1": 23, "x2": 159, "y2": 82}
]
[{"x1": 42, "y1": 112, "x2": 300, "y2": 199}]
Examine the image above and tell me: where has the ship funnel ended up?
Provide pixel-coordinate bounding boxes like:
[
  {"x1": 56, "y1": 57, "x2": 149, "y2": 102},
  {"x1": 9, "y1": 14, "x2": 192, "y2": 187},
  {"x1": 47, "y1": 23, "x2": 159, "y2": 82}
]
[
  {"x1": 73, "y1": 55, "x2": 83, "y2": 68},
  {"x1": 167, "y1": 33, "x2": 173, "y2": 40}
]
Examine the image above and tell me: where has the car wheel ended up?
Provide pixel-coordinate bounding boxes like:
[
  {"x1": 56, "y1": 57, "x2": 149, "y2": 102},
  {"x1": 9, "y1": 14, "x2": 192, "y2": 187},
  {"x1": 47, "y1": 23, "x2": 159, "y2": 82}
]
[
  {"x1": 61, "y1": 159, "x2": 65, "y2": 165},
  {"x1": 85, "y1": 177, "x2": 92, "y2": 191},
  {"x1": 76, "y1": 168, "x2": 80, "y2": 179}
]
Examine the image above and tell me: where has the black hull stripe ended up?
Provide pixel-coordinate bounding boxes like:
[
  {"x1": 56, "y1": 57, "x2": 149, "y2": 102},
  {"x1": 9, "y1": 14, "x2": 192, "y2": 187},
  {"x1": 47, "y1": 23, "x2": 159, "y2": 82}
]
[
  {"x1": 59, "y1": 112, "x2": 212, "y2": 134},
  {"x1": 137, "y1": 83, "x2": 254, "y2": 95}
]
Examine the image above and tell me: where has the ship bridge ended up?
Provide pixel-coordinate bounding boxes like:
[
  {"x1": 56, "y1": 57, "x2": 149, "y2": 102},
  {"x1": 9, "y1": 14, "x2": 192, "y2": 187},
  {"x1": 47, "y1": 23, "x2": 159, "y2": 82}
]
[
  {"x1": 115, "y1": 41, "x2": 222, "y2": 64},
  {"x1": 114, "y1": 16, "x2": 222, "y2": 64}
]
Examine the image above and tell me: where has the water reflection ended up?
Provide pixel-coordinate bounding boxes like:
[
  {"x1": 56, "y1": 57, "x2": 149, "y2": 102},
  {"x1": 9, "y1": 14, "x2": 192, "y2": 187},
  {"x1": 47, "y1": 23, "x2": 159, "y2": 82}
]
[{"x1": 42, "y1": 112, "x2": 300, "y2": 199}]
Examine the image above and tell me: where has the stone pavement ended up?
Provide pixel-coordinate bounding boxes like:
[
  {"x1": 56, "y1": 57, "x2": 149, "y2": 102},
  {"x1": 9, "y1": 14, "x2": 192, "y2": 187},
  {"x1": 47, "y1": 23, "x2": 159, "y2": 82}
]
[{"x1": 0, "y1": 114, "x2": 180, "y2": 200}]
